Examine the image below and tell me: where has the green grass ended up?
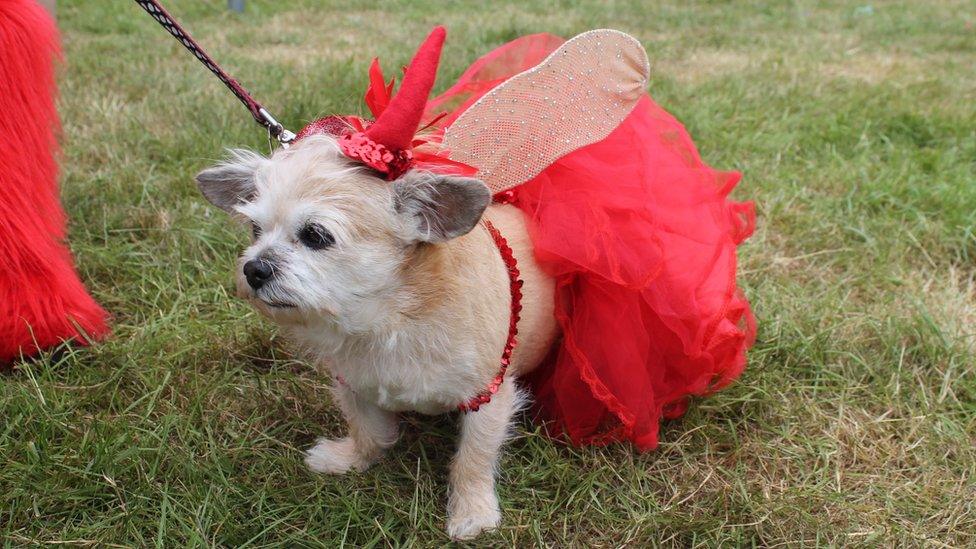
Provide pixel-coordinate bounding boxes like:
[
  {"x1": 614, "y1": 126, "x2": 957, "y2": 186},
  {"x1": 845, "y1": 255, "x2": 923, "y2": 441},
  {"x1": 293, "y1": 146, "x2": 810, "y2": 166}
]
[{"x1": 2, "y1": 0, "x2": 975, "y2": 546}]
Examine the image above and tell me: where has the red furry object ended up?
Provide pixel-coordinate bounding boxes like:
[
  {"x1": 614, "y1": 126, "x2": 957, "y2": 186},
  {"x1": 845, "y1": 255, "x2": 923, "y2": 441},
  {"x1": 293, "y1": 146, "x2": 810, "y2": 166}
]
[{"x1": 0, "y1": 0, "x2": 109, "y2": 364}]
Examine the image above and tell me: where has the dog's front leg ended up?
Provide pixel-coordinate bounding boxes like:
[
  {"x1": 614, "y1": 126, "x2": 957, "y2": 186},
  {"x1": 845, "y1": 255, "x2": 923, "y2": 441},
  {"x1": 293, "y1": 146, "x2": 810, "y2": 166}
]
[
  {"x1": 446, "y1": 378, "x2": 520, "y2": 540},
  {"x1": 305, "y1": 383, "x2": 398, "y2": 474}
]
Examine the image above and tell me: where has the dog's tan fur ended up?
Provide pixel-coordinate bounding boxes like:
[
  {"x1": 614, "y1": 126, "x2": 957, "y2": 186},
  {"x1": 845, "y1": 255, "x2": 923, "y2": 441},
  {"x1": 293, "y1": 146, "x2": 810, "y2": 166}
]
[{"x1": 196, "y1": 135, "x2": 557, "y2": 539}]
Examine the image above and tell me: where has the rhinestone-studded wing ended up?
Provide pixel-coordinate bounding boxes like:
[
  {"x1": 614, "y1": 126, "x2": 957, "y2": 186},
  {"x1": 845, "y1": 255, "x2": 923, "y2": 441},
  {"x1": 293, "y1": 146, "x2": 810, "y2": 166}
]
[{"x1": 442, "y1": 29, "x2": 650, "y2": 195}]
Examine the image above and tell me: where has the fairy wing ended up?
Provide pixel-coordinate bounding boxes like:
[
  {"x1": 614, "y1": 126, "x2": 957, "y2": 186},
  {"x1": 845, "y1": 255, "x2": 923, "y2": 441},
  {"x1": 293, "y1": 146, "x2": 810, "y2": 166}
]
[{"x1": 441, "y1": 29, "x2": 650, "y2": 195}]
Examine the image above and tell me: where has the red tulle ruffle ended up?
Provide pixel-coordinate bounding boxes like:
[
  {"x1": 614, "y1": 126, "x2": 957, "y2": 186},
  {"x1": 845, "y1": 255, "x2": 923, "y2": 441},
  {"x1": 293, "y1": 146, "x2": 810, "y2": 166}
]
[{"x1": 425, "y1": 33, "x2": 756, "y2": 451}]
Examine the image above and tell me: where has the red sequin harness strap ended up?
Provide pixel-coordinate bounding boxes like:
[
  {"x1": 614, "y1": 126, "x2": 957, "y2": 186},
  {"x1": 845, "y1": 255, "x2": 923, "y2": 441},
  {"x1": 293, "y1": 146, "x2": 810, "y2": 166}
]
[{"x1": 458, "y1": 220, "x2": 523, "y2": 413}]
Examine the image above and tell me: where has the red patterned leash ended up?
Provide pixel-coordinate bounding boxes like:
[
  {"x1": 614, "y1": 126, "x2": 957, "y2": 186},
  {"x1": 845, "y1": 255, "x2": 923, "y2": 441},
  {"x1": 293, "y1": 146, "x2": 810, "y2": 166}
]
[{"x1": 133, "y1": 0, "x2": 296, "y2": 146}]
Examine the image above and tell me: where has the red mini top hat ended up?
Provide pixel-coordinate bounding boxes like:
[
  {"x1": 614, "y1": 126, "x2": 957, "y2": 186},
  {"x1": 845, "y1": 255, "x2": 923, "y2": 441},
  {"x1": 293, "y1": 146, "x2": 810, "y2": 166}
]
[{"x1": 296, "y1": 26, "x2": 469, "y2": 180}]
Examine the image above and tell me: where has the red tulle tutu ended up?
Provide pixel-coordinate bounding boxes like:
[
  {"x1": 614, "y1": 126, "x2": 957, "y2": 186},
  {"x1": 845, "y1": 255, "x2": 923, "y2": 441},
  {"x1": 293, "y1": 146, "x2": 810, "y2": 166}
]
[
  {"x1": 0, "y1": 0, "x2": 109, "y2": 364},
  {"x1": 429, "y1": 34, "x2": 756, "y2": 451}
]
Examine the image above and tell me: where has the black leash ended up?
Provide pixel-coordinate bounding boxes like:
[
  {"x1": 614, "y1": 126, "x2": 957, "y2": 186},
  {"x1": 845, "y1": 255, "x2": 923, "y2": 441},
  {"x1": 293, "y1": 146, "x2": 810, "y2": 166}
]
[{"x1": 133, "y1": 0, "x2": 296, "y2": 146}]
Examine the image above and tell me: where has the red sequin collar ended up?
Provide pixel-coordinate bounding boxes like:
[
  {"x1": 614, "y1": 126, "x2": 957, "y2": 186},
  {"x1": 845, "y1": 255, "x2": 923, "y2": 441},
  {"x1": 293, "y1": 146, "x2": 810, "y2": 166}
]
[{"x1": 458, "y1": 219, "x2": 523, "y2": 412}]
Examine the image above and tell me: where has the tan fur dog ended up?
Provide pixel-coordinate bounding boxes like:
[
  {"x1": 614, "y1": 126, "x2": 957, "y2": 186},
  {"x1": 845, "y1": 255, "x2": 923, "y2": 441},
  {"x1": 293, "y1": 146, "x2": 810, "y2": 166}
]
[{"x1": 197, "y1": 134, "x2": 558, "y2": 539}]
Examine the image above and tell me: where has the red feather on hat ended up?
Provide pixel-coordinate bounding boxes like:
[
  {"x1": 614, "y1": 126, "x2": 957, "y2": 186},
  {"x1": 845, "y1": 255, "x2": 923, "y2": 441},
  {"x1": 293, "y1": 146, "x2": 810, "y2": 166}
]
[
  {"x1": 364, "y1": 26, "x2": 445, "y2": 151},
  {"x1": 295, "y1": 27, "x2": 475, "y2": 180}
]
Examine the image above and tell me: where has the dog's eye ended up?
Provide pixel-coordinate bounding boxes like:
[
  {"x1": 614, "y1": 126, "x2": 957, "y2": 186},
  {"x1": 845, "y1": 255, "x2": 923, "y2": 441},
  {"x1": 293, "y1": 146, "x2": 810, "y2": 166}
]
[
  {"x1": 251, "y1": 222, "x2": 262, "y2": 240},
  {"x1": 298, "y1": 223, "x2": 335, "y2": 250}
]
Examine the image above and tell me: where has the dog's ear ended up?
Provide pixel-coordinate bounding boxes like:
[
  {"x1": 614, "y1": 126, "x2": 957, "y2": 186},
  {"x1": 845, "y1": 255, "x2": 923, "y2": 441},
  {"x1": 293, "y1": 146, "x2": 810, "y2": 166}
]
[
  {"x1": 392, "y1": 170, "x2": 491, "y2": 243},
  {"x1": 195, "y1": 150, "x2": 267, "y2": 213}
]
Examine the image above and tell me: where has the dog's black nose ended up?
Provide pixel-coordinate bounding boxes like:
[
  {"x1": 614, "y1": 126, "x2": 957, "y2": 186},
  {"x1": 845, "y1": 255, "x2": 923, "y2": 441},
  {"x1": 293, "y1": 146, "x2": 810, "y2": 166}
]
[{"x1": 243, "y1": 259, "x2": 273, "y2": 289}]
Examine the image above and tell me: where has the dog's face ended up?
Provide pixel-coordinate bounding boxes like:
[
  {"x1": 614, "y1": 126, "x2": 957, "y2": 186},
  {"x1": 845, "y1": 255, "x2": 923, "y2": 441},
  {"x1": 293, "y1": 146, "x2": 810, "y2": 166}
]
[{"x1": 195, "y1": 135, "x2": 490, "y2": 330}]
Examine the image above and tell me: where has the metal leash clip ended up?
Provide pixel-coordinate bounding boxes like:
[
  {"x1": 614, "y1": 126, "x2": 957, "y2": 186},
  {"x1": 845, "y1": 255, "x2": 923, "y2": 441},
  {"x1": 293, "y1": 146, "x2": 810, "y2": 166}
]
[{"x1": 259, "y1": 108, "x2": 296, "y2": 149}]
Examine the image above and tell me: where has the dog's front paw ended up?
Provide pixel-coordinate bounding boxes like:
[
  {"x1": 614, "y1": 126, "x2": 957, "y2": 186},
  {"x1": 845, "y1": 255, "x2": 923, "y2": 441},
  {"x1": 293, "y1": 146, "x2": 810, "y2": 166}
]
[
  {"x1": 304, "y1": 437, "x2": 374, "y2": 474},
  {"x1": 446, "y1": 496, "x2": 501, "y2": 540}
]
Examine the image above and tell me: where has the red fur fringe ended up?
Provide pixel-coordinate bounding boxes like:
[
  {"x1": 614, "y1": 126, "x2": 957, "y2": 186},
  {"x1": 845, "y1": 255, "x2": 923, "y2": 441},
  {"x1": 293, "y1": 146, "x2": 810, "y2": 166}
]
[{"x1": 0, "y1": 0, "x2": 109, "y2": 363}]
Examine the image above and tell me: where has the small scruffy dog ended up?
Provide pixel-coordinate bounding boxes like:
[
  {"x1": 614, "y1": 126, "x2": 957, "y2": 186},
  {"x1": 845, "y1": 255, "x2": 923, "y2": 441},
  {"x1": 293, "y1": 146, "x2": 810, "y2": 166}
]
[
  {"x1": 194, "y1": 25, "x2": 756, "y2": 540},
  {"x1": 196, "y1": 136, "x2": 558, "y2": 539}
]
